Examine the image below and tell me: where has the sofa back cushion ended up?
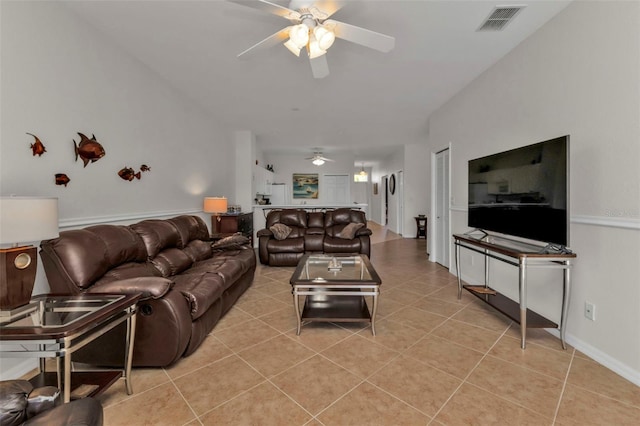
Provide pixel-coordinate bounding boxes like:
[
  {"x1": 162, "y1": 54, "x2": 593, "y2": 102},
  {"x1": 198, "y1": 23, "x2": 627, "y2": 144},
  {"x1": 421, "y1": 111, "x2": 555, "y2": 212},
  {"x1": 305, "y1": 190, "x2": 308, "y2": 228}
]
[
  {"x1": 266, "y1": 209, "x2": 308, "y2": 229},
  {"x1": 324, "y1": 208, "x2": 366, "y2": 227},
  {"x1": 130, "y1": 220, "x2": 181, "y2": 258},
  {"x1": 40, "y1": 225, "x2": 147, "y2": 289},
  {"x1": 168, "y1": 215, "x2": 210, "y2": 248},
  {"x1": 307, "y1": 212, "x2": 324, "y2": 228}
]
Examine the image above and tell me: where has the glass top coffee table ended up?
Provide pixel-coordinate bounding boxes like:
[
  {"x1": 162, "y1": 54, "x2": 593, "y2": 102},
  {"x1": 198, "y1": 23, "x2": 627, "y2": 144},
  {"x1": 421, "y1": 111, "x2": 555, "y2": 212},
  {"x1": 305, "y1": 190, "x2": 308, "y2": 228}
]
[{"x1": 290, "y1": 254, "x2": 382, "y2": 335}]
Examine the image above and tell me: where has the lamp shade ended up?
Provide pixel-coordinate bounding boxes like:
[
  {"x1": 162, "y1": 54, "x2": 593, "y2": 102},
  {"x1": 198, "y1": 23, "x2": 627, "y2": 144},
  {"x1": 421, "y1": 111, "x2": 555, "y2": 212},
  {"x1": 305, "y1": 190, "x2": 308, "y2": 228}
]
[
  {"x1": 284, "y1": 39, "x2": 302, "y2": 57},
  {"x1": 203, "y1": 197, "x2": 228, "y2": 214},
  {"x1": 314, "y1": 25, "x2": 335, "y2": 50},
  {"x1": 289, "y1": 24, "x2": 309, "y2": 48},
  {"x1": 0, "y1": 197, "x2": 59, "y2": 245},
  {"x1": 307, "y1": 36, "x2": 326, "y2": 59}
]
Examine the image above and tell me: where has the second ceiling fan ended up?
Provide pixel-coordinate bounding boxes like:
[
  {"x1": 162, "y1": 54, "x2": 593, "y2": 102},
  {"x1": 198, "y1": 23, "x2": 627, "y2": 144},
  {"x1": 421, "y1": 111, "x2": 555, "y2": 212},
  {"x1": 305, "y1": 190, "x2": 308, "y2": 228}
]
[{"x1": 229, "y1": 0, "x2": 395, "y2": 78}]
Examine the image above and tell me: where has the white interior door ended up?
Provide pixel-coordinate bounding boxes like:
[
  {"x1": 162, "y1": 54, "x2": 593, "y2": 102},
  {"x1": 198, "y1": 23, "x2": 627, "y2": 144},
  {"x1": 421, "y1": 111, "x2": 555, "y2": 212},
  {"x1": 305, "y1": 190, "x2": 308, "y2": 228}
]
[
  {"x1": 323, "y1": 174, "x2": 349, "y2": 203},
  {"x1": 435, "y1": 149, "x2": 450, "y2": 267}
]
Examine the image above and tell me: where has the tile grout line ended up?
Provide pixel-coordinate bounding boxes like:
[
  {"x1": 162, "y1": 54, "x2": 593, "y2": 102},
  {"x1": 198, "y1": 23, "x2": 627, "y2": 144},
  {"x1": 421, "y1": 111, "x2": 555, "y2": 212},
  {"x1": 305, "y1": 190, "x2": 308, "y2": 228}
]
[
  {"x1": 428, "y1": 321, "x2": 512, "y2": 423},
  {"x1": 551, "y1": 346, "x2": 576, "y2": 425}
]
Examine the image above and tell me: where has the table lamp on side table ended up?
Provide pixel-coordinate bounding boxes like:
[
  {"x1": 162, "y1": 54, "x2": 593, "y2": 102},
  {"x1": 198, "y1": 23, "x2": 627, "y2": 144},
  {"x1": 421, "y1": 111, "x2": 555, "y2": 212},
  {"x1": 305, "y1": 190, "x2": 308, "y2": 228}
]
[
  {"x1": 203, "y1": 196, "x2": 228, "y2": 234},
  {"x1": 0, "y1": 197, "x2": 59, "y2": 310}
]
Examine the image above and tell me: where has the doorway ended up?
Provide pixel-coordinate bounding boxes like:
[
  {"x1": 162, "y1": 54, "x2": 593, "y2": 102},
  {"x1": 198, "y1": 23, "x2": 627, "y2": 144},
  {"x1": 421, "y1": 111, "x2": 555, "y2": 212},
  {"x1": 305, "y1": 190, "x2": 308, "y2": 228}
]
[
  {"x1": 433, "y1": 148, "x2": 450, "y2": 268},
  {"x1": 382, "y1": 175, "x2": 389, "y2": 225}
]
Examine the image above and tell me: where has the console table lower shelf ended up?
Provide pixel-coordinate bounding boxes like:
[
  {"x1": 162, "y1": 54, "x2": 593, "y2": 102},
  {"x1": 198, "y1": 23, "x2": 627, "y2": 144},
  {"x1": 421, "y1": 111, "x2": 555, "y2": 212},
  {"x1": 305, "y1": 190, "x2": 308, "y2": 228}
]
[
  {"x1": 454, "y1": 233, "x2": 576, "y2": 350},
  {"x1": 463, "y1": 285, "x2": 557, "y2": 329}
]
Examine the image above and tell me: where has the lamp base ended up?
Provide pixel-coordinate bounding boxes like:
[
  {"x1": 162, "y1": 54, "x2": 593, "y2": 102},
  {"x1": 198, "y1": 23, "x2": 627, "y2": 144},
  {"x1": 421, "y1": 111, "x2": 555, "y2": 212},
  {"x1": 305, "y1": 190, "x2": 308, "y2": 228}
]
[{"x1": 0, "y1": 246, "x2": 37, "y2": 310}]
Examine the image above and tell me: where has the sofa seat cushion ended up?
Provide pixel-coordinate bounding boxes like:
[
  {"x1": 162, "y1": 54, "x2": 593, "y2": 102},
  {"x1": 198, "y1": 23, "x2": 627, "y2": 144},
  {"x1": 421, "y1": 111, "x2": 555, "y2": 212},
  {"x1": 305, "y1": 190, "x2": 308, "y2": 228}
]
[
  {"x1": 172, "y1": 273, "x2": 225, "y2": 320},
  {"x1": 323, "y1": 236, "x2": 361, "y2": 254},
  {"x1": 266, "y1": 237, "x2": 304, "y2": 253},
  {"x1": 94, "y1": 262, "x2": 161, "y2": 286}
]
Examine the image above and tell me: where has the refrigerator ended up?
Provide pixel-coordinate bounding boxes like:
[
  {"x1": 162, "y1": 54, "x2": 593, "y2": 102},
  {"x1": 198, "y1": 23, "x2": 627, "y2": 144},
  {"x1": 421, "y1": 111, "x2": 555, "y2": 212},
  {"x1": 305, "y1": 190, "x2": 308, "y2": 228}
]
[{"x1": 269, "y1": 184, "x2": 289, "y2": 205}]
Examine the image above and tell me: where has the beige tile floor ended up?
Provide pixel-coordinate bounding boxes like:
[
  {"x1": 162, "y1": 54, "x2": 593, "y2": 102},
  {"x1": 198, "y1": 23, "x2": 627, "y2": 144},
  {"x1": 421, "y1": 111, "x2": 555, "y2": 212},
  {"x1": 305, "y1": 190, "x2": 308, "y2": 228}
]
[{"x1": 93, "y1": 223, "x2": 639, "y2": 425}]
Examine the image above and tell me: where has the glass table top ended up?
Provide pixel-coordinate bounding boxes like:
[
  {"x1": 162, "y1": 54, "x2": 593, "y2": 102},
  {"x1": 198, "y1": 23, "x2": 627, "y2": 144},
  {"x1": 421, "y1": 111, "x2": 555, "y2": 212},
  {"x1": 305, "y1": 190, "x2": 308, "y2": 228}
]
[
  {"x1": 291, "y1": 255, "x2": 379, "y2": 283},
  {"x1": 0, "y1": 294, "x2": 125, "y2": 329}
]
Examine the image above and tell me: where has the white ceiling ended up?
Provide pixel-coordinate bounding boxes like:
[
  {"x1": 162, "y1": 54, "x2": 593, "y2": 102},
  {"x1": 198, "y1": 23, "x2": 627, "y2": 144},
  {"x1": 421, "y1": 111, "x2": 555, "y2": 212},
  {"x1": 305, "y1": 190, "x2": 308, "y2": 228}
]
[{"x1": 62, "y1": 0, "x2": 571, "y2": 166}]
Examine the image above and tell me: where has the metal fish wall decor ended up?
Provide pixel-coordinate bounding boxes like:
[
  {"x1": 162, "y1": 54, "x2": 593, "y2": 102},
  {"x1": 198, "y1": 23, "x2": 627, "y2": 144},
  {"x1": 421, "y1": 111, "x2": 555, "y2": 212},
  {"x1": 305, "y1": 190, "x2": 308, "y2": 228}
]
[
  {"x1": 140, "y1": 164, "x2": 151, "y2": 172},
  {"x1": 55, "y1": 173, "x2": 71, "y2": 187},
  {"x1": 74, "y1": 133, "x2": 105, "y2": 167},
  {"x1": 118, "y1": 167, "x2": 141, "y2": 181},
  {"x1": 27, "y1": 133, "x2": 46, "y2": 156}
]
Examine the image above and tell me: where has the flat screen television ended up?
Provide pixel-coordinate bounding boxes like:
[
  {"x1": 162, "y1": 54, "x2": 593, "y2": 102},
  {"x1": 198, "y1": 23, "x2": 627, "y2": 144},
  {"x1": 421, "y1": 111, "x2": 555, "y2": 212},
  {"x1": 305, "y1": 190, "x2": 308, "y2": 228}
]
[{"x1": 468, "y1": 135, "x2": 569, "y2": 248}]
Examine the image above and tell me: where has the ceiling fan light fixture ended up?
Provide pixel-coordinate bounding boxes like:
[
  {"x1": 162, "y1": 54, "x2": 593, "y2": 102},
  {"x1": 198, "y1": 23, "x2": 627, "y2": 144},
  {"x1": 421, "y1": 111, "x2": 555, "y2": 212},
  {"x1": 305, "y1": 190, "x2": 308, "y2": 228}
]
[
  {"x1": 307, "y1": 37, "x2": 326, "y2": 59},
  {"x1": 312, "y1": 157, "x2": 325, "y2": 166},
  {"x1": 289, "y1": 23, "x2": 310, "y2": 48},
  {"x1": 284, "y1": 39, "x2": 302, "y2": 56},
  {"x1": 314, "y1": 25, "x2": 335, "y2": 50}
]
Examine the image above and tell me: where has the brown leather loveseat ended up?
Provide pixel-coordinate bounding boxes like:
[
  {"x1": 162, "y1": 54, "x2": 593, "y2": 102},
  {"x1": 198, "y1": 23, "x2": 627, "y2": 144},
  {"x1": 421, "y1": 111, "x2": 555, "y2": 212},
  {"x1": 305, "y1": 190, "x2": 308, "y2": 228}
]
[
  {"x1": 40, "y1": 215, "x2": 255, "y2": 367},
  {"x1": 257, "y1": 208, "x2": 372, "y2": 266}
]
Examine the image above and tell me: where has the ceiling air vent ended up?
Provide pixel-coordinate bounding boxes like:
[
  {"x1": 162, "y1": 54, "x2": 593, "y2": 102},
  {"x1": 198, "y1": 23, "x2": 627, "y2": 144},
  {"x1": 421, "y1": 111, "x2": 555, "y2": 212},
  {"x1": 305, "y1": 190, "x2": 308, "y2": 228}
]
[{"x1": 477, "y1": 5, "x2": 526, "y2": 31}]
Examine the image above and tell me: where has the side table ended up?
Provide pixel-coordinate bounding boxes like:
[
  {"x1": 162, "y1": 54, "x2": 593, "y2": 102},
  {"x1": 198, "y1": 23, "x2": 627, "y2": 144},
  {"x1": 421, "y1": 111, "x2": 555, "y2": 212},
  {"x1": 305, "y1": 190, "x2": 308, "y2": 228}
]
[
  {"x1": 0, "y1": 293, "x2": 140, "y2": 402},
  {"x1": 414, "y1": 216, "x2": 427, "y2": 239}
]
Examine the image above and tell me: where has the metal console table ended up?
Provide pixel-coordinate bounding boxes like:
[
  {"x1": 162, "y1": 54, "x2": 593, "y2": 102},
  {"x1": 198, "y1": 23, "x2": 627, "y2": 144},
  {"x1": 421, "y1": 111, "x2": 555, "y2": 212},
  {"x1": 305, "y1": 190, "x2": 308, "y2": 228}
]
[
  {"x1": 453, "y1": 233, "x2": 576, "y2": 349},
  {"x1": 0, "y1": 293, "x2": 140, "y2": 402}
]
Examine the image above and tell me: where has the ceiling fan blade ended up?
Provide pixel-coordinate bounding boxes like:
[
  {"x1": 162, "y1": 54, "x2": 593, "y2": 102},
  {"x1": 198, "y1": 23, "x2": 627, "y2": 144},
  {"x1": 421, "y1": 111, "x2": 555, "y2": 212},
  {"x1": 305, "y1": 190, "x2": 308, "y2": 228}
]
[
  {"x1": 309, "y1": 54, "x2": 329, "y2": 79},
  {"x1": 237, "y1": 27, "x2": 290, "y2": 58},
  {"x1": 228, "y1": 0, "x2": 301, "y2": 21},
  {"x1": 325, "y1": 19, "x2": 395, "y2": 53}
]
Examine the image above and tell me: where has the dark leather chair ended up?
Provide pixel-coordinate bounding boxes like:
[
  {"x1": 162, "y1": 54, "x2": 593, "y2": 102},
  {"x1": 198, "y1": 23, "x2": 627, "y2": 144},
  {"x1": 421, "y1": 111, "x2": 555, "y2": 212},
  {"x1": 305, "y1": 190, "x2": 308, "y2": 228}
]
[{"x1": 0, "y1": 380, "x2": 103, "y2": 426}]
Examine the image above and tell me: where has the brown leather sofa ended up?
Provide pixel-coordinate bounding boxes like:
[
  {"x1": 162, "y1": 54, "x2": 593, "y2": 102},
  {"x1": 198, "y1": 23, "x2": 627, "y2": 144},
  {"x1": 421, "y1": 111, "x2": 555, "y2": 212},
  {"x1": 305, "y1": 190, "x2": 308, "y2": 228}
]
[
  {"x1": 257, "y1": 208, "x2": 372, "y2": 266},
  {"x1": 0, "y1": 380, "x2": 103, "y2": 426},
  {"x1": 40, "y1": 215, "x2": 255, "y2": 367}
]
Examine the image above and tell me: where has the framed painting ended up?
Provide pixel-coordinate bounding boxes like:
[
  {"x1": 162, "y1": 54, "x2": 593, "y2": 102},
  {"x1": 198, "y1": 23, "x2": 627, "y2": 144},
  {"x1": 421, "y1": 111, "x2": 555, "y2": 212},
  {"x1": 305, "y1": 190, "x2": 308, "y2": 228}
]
[{"x1": 292, "y1": 173, "x2": 318, "y2": 199}]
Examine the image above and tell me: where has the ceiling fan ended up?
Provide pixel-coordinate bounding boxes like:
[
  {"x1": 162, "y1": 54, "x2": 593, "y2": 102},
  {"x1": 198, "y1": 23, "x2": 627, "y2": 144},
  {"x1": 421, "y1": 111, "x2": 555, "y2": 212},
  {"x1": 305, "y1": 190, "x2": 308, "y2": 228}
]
[
  {"x1": 305, "y1": 151, "x2": 334, "y2": 166},
  {"x1": 229, "y1": 0, "x2": 395, "y2": 78}
]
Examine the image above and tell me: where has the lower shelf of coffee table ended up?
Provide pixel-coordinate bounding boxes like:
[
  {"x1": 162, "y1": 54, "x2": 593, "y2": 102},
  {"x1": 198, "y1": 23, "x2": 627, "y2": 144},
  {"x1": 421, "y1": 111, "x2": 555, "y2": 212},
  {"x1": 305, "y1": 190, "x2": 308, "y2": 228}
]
[
  {"x1": 301, "y1": 294, "x2": 371, "y2": 322},
  {"x1": 29, "y1": 371, "x2": 122, "y2": 399}
]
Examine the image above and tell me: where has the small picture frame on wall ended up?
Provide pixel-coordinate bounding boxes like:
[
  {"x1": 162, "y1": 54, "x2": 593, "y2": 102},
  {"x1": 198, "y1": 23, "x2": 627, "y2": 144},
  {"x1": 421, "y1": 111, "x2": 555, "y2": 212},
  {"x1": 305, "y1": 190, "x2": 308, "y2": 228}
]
[
  {"x1": 292, "y1": 173, "x2": 319, "y2": 199},
  {"x1": 373, "y1": 182, "x2": 378, "y2": 195}
]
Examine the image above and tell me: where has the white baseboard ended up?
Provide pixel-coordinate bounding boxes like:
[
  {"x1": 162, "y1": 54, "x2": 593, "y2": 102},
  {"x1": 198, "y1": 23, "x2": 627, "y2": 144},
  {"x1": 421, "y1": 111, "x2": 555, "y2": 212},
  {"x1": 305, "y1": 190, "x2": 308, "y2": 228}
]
[
  {"x1": 545, "y1": 328, "x2": 640, "y2": 387},
  {"x1": 0, "y1": 359, "x2": 37, "y2": 381}
]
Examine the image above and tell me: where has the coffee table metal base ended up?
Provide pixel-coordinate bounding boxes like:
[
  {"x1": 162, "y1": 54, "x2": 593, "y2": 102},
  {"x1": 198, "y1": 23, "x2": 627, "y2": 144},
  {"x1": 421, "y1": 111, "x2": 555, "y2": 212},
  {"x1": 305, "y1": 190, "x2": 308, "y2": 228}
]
[{"x1": 293, "y1": 286, "x2": 380, "y2": 335}]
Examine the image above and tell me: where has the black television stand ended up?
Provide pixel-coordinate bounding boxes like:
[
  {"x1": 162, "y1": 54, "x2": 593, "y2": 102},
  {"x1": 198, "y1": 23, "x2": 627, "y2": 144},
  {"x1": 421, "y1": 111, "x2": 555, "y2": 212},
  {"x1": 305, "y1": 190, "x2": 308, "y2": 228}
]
[{"x1": 453, "y1": 233, "x2": 576, "y2": 349}]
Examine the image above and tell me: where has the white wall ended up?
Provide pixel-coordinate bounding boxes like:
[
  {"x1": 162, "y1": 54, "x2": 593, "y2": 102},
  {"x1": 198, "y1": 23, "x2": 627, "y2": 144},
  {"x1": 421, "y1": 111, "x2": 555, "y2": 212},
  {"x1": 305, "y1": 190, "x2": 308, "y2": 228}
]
[
  {"x1": 0, "y1": 1, "x2": 232, "y2": 219},
  {"x1": 426, "y1": 1, "x2": 640, "y2": 383},
  {"x1": 0, "y1": 1, "x2": 234, "y2": 379},
  {"x1": 263, "y1": 152, "x2": 357, "y2": 206}
]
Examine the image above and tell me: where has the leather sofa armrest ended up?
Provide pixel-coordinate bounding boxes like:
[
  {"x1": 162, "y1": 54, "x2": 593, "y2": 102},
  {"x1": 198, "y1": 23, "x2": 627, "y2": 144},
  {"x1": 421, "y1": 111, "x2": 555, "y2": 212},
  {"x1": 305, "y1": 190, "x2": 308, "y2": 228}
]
[
  {"x1": 86, "y1": 277, "x2": 173, "y2": 300},
  {"x1": 24, "y1": 398, "x2": 103, "y2": 426},
  {"x1": 356, "y1": 228, "x2": 372, "y2": 237},
  {"x1": 257, "y1": 229, "x2": 273, "y2": 238}
]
